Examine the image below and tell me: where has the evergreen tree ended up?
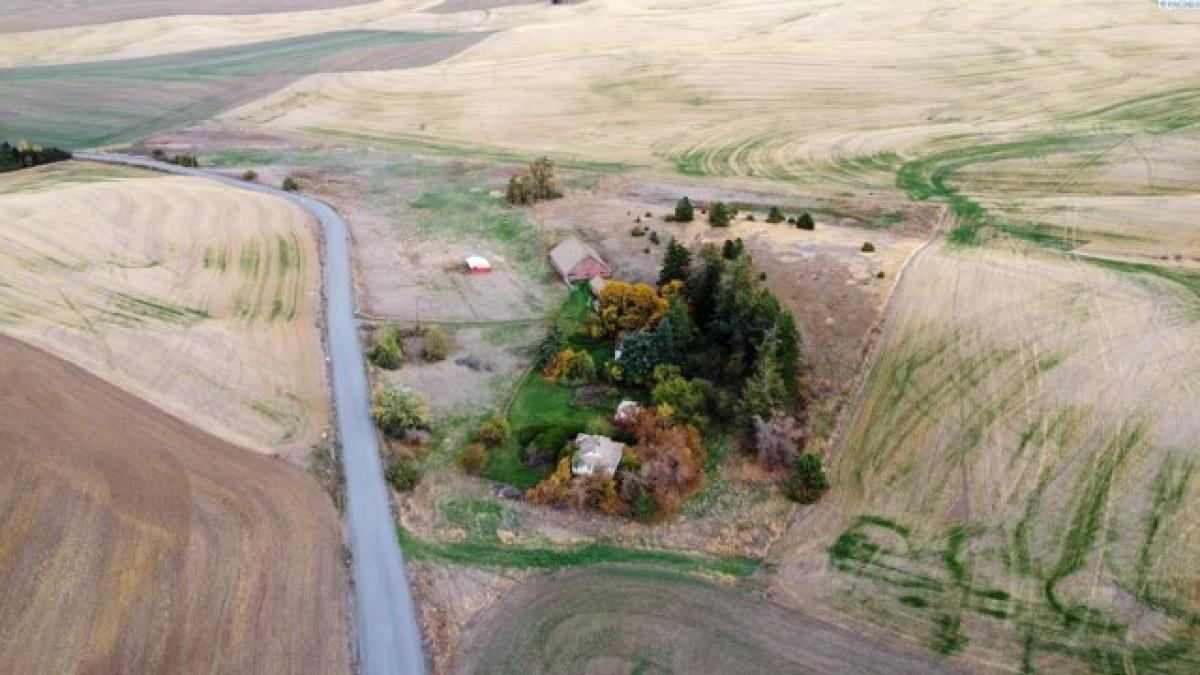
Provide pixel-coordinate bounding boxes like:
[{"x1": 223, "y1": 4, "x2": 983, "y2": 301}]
[
  {"x1": 787, "y1": 454, "x2": 829, "y2": 504},
  {"x1": 721, "y1": 238, "x2": 745, "y2": 260},
  {"x1": 657, "y1": 238, "x2": 692, "y2": 286},
  {"x1": 797, "y1": 212, "x2": 815, "y2": 230},
  {"x1": 767, "y1": 206, "x2": 785, "y2": 223},
  {"x1": 674, "y1": 196, "x2": 695, "y2": 222},
  {"x1": 709, "y1": 201, "x2": 732, "y2": 227},
  {"x1": 772, "y1": 309, "x2": 802, "y2": 399},
  {"x1": 685, "y1": 243, "x2": 724, "y2": 330},
  {"x1": 655, "y1": 294, "x2": 696, "y2": 361},
  {"x1": 711, "y1": 254, "x2": 762, "y2": 380},
  {"x1": 743, "y1": 328, "x2": 789, "y2": 417}
]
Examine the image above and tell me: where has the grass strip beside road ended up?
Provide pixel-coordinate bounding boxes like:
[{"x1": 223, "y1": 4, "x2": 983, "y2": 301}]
[{"x1": 398, "y1": 525, "x2": 761, "y2": 578}]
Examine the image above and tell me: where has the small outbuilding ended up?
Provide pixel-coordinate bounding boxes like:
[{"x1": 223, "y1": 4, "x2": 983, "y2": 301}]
[
  {"x1": 550, "y1": 237, "x2": 612, "y2": 284},
  {"x1": 465, "y1": 255, "x2": 493, "y2": 274},
  {"x1": 570, "y1": 434, "x2": 624, "y2": 479}
]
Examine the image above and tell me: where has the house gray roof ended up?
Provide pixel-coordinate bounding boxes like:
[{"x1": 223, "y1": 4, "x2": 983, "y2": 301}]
[
  {"x1": 570, "y1": 434, "x2": 624, "y2": 478},
  {"x1": 549, "y1": 237, "x2": 607, "y2": 279}
]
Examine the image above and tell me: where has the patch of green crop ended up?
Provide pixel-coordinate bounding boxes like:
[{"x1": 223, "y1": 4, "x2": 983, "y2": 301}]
[
  {"x1": 398, "y1": 525, "x2": 760, "y2": 577},
  {"x1": 1073, "y1": 87, "x2": 1200, "y2": 134},
  {"x1": 1084, "y1": 257, "x2": 1200, "y2": 311},
  {"x1": 106, "y1": 291, "x2": 208, "y2": 326},
  {"x1": 931, "y1": 613, "x2": 968, "y2": 655},
  {"x1": 896, "y1": 133, "x2": 1096, "y2": 246},
  {"x1": 202, "y1": 246, "x2": 228, "y2": 272},
  {"x1": 1043, "y1": 423, "x2": 1142, "y2": 625},
  {"x1": 1134, "y1": 454, "x2": 1194, "y2": 613}
]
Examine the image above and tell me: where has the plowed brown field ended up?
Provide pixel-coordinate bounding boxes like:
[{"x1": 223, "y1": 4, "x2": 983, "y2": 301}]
[{"x1": 0, "y1": 335, "x2": 350, "y2": 674}]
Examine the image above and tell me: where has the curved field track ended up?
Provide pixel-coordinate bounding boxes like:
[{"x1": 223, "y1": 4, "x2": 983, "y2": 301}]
[
  {"x1": 0, "y1": 335, "x2": 350, "y2": 674},
  {"x1": 0, "y1": 161, "x2": 327, "y2": 454},
  {"x1": 456, "y1": 567, "x2": 962, "y2": 675}
]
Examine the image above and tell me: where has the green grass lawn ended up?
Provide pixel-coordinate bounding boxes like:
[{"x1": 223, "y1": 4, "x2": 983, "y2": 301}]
[
  {"x1": 484, "y1": 374, "x2": 619, "y2": 487},
  {"x1": 398, "y1": 524, "x2": 760, "y2": 577},
  {"x1": 481, "y1": 283, "x2": 627, "y2": 487}
]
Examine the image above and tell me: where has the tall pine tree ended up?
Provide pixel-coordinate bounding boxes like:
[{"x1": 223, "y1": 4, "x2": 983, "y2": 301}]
[{"x1": 658, "y1": 238, "x2": 692, "y2": 286}]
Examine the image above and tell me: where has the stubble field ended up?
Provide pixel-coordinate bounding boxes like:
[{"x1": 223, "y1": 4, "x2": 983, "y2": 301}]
[{"x1": 0, "y1": 161, "x2": 328, "y2": 455}]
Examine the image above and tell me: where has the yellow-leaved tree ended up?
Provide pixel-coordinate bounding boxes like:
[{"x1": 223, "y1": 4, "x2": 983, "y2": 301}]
[{"x1": 598, "y1": 281, "x2": 667, "y2": 336}]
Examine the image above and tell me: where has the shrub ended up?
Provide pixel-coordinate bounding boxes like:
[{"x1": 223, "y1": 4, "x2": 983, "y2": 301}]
[
  {"x1": 242, "y1": 169, "x2": 258, "y2": 182},
  {"x1": 648, "y1": 231, "x2": 661, "y2": 245},
  {"x1": 506, "y1": 156, "x2": 562, "y2": 205},
  {"x1": 876, "y1": 270, "x2": 886, "y2": 279},
  {"x1": 796, "y1": 212, "x2": 815, "y2": 230},
  {"x1": 368, "y1": 323, "x2": 403, "y2": 370},
  {"x1": 674, "y1": 196, "x2": 695, "y2": 223},
  {"x1": 282, "y1": 176, "x2": 300, "y2": 192},
  {"x1": 456, "y1": 443, "x2": 489, "y2": 475},
  {"x1": 506, "y1": 174, "x2": 533, "y2": 205},
  {"x1": 518, "y1": 423, "x2": 583, "y2": 467},
  {"x1": 535, "y1": 325, "x2": 567, "y2": 367},
  {"x1": 544, "y1": 348, "x2": 596, "y2": 385},
  {"x1": 861, "y1": 241, "x2": 876, "y2": 253},
  {"x1": 709, "y1": 201, "x2": 732, "y2": 227},
  {"x1": 423, "y1": 326, "x2": 450, "y2": 362},
  {"x1": 645, "y1": 211, "x2": 653, "y2": 218},
  {"x1": 721, "y1": 238, "x2": 745, "y2": 260},
  {"x1": 745, "y1": 214, "x2": 756, "y2": 222},
  {"x1": 786, "y1": 453, "x2": 829, "y2": 504},
  {"x1": 476, "y1": 417, "x2": 510, "y2": 447},
  {"x1": 652, "y1": 374, "x2": 711, "y2": 427},
  {"x1": 631, "y1": 490, "x2": 657, "y2": 522},
  {"x1": 767, "y1": 206, "x2": 785, "y2": 223},
  {"x1": 385, "y1": 457, "x2": 421, "y2": 492},
  {"x1": 371, "y1": 383, "x2": 429, "y2": 438},
  {"x1": 753, "y1": 414, "x2": 805, "y2": 470},
  {"x1": 631, "y1": 225, "x2": 645, "y2": 237},
  {"x1": 151, "y1": 148, "x2": 166, "y2": 160}
]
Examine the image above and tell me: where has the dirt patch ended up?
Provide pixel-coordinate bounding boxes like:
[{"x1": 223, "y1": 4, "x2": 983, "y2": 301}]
[
  {"x1": 0, "y1": 0, "x2": 378, "y2": 33},
  {"x1": 408, "y1": 562, "x2": 525, "y2": 675},
  {"x1": 0, "y1": 335, "x2": 350, "y2": 674}
]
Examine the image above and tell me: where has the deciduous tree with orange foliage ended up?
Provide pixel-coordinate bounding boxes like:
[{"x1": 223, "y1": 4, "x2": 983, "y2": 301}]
[
  {"x1": 598, "y1": 281, "x2": 667, "y2": 335},
  {"x1": 618, "y1": 408, "x2": 705, "y2": 518}
]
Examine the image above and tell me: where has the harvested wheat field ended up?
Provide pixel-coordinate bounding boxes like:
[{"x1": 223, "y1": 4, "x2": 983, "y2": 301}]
[
  {"x1": 0, "y1": 335, "x2": 349, "y2": 674},
  {"x1": 773, "y1": 238, "x2": 1200, "y2": 671},
  {"x1": 219, "y1": 0, "x2": 1200, "y2": 196},
  {"x1": 0, "y1": 161, "x2": 327, "y2": 455}
]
